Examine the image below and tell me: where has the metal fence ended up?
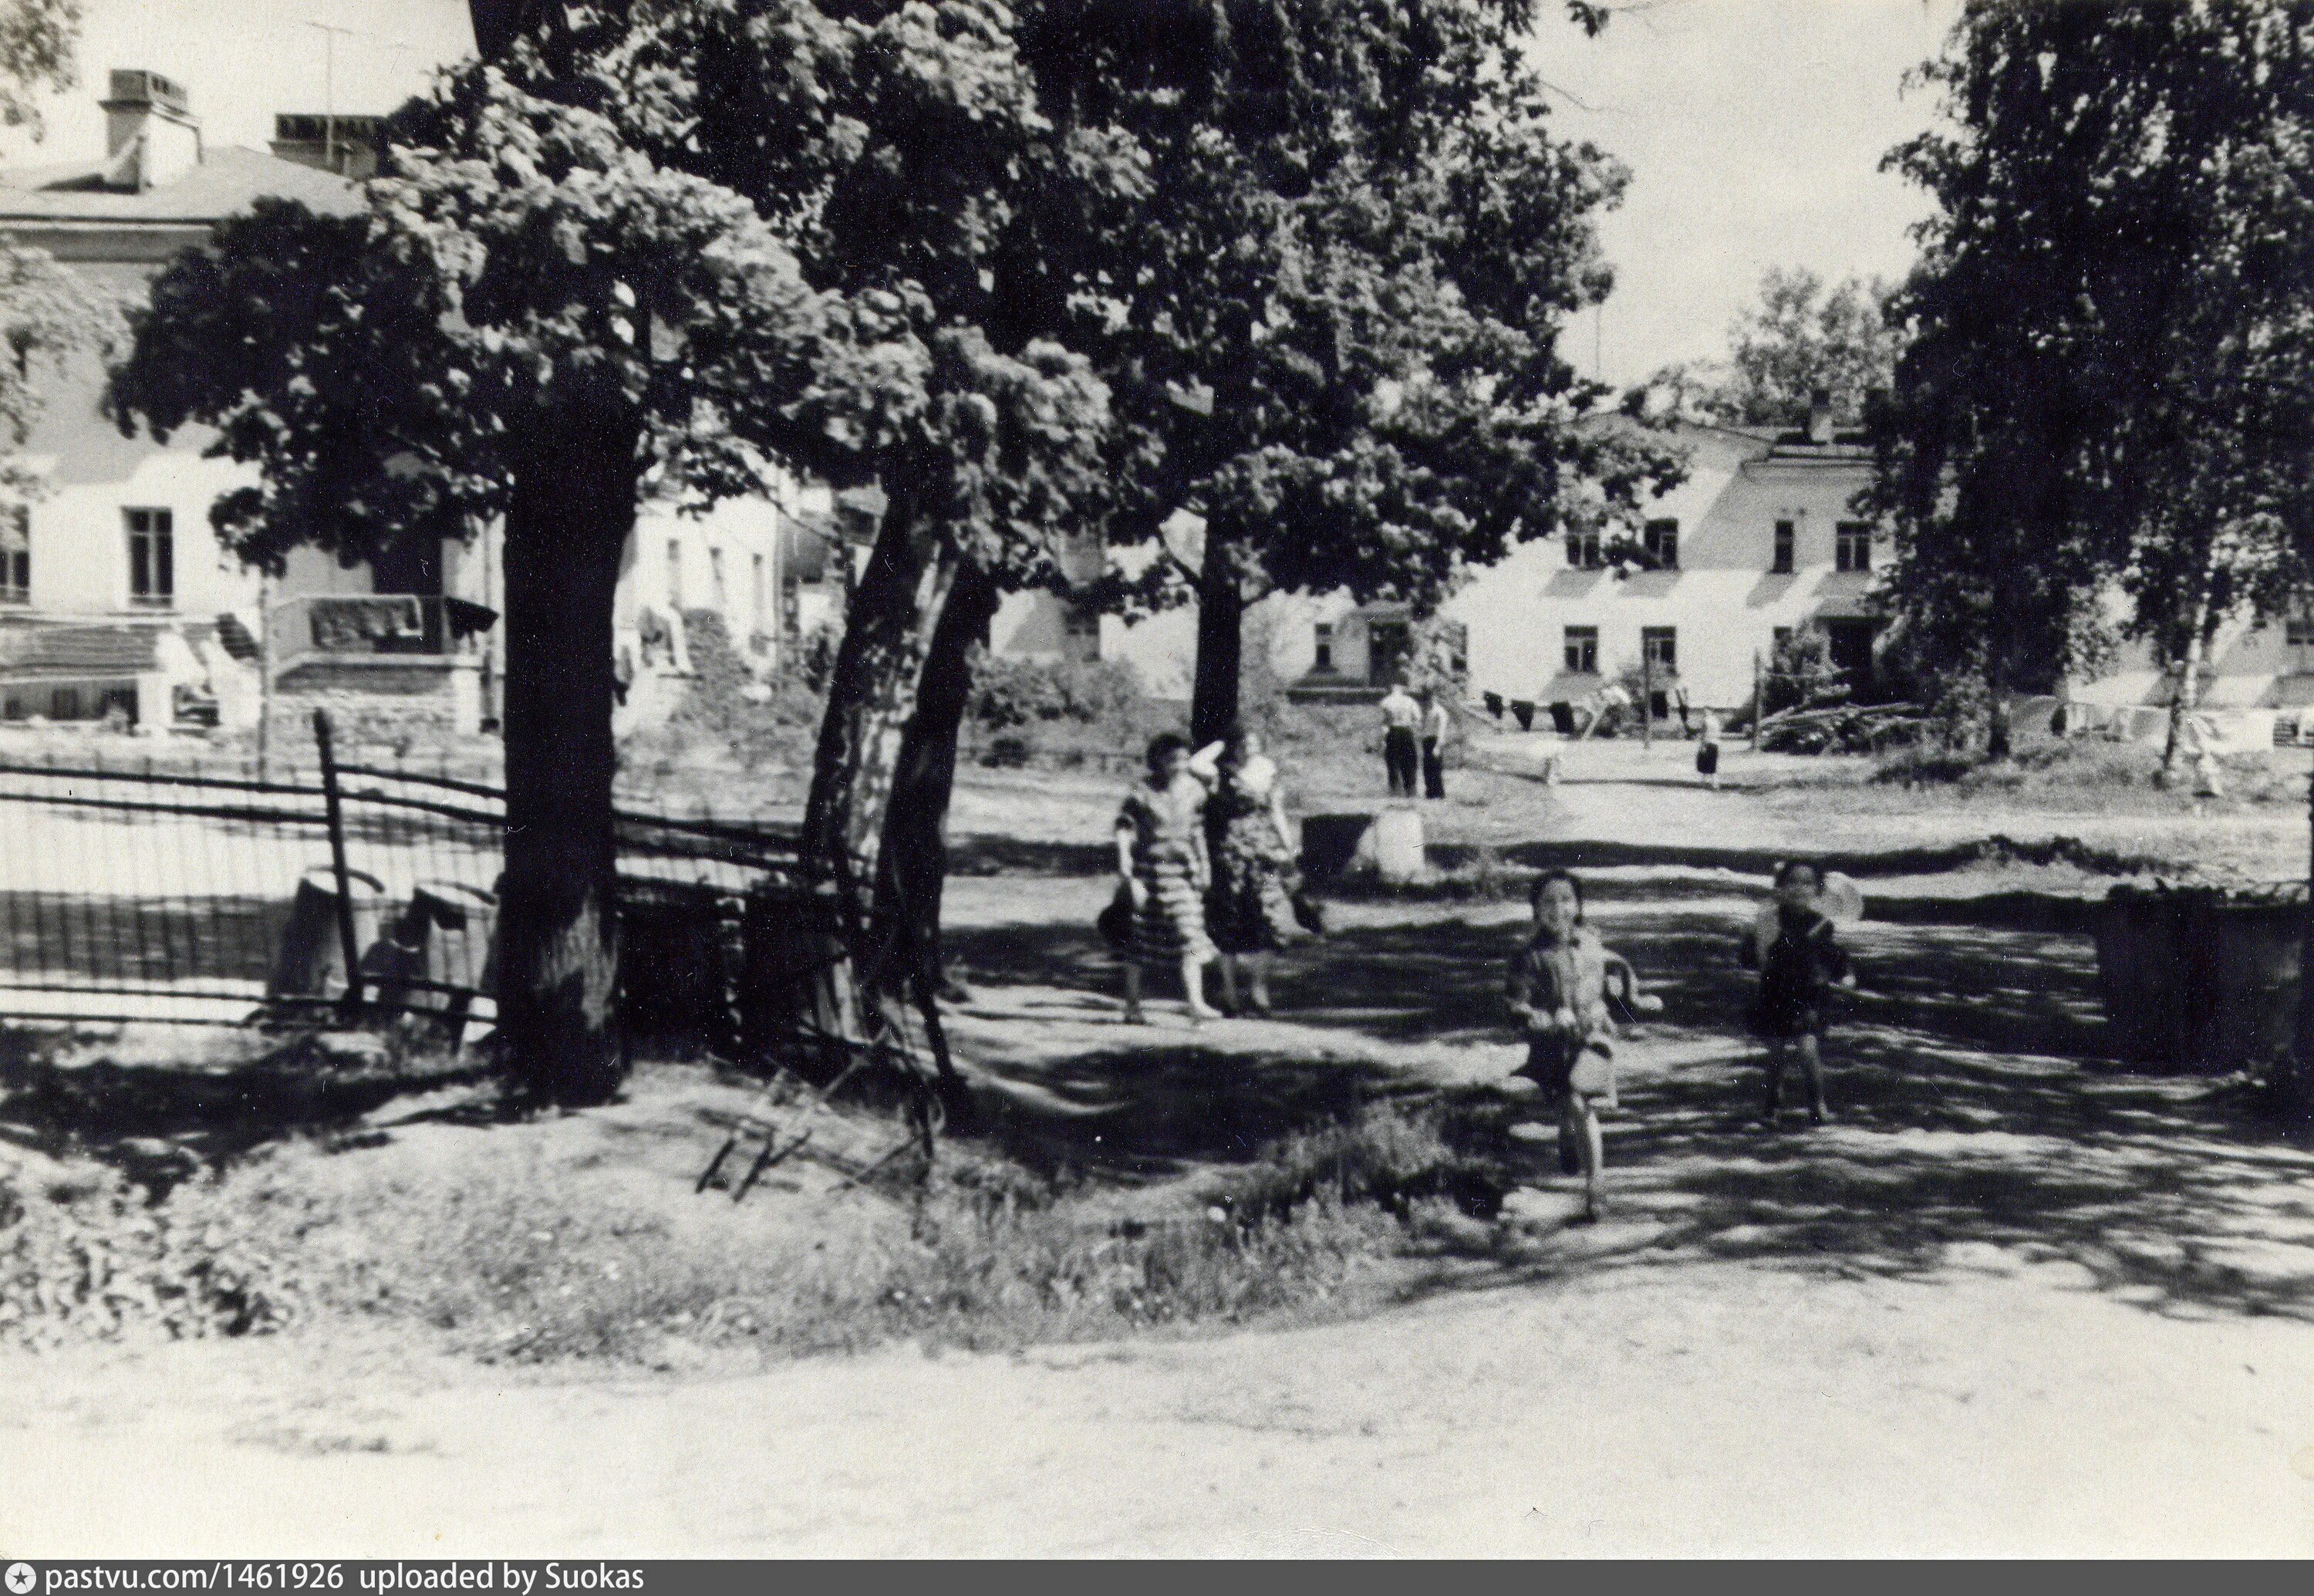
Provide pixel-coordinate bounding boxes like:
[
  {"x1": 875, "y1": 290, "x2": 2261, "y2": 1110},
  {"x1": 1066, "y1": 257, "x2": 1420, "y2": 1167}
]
[{"x1": 0, "y1": 713, "x2": 933, "y2": 1081}]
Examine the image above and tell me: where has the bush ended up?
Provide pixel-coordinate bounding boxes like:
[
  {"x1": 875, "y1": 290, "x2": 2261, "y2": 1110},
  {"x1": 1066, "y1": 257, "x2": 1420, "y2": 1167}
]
[
  {"x1": 967, "y1": 650, "x2": 1145, "y2": 733},
  {"x1": 1764, "y1": 626, "x2": 1843, "y2": 715},
  {"x1": 0, "y1": 1155, "x2": 295, "y2": 1349}
]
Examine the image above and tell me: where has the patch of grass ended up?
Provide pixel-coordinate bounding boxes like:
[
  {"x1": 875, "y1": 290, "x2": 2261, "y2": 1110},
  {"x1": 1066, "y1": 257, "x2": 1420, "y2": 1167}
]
[
  {"x1": 1754, "y1": 737, "x2": 2313, "y2": 815},
  {"x1": 187, "y1": 1097, "x2": 1482, "y2": 1366},
  {"x1": 0, "y1": 1151, "x2": 298, "y2": 1349}
]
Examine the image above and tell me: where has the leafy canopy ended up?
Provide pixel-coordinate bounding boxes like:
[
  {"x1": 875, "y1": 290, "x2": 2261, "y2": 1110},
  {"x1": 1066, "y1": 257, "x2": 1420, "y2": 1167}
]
[
  {"x1": 1632, "y1": 267, "x2": 1900, "y2": 431},
  {"x1": 1872, "y1": 0, "x2": 2314, "y2": 700},
  {"x1": 1007, "y1": 0, "x2": 1683, "y2": 615},
  {"x1": 113, "y1": 2, "x2": 1110, "y2": 582}
]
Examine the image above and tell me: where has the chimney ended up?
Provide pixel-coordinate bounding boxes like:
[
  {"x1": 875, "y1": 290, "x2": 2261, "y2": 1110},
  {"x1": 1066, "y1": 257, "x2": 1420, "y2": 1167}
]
[
  {"x1": 100, "y1": 69, "x2": 201, "y2": 192},
  {"x1": 1806, "y1": 386, "x2": 1836, "y2": 446}
]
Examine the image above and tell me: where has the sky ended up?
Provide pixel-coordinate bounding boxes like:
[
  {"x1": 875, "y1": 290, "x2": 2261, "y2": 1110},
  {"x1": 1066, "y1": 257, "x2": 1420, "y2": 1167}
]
[
  {"x1": 0, "y1": 0, "x2": 474, "y2": 167},
  {"x1": 1527, "y1": 0, "x2": 1965, "y2": 386},
  {"x1": 2, "y1": 0, "x2": 1958, "y2": 390}
]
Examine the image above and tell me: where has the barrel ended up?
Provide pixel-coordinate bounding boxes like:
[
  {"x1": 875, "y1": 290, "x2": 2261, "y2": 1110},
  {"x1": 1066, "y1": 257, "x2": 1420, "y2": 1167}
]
[
  {"x1": 2093, "y1": 883, "x2": 2303, "y2": 1071},
  {"x1": 267, "y1": 867, "x2": 385, "y2": 1002}
]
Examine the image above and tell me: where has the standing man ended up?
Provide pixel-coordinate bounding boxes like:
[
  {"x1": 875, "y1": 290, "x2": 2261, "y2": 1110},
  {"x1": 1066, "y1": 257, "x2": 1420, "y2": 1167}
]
[
  {"x1": 1379, "y1": 677, "x2": 1422, "y2": 798},
  {"x1": 1420, "y1": 685, "x2": 1452, "y2": 800}
]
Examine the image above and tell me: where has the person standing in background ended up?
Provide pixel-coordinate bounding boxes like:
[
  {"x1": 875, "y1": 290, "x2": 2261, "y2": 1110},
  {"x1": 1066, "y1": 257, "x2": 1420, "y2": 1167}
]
[
  {"x1": 1420, "y1": 685, "x2": 1452, "y2": 800},
  {"x1": 1695, "y1": 707, "x2": 1723, "y2": 791},
  {"x1": 1379, "y1": 678, "x2": 1422, "y2": 798}
]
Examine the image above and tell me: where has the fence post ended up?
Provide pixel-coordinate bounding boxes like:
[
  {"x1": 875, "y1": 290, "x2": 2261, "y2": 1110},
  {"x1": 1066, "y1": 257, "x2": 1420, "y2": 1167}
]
[{"x1": 314, "y1": 710, "x2": 364, "y2": 1014}]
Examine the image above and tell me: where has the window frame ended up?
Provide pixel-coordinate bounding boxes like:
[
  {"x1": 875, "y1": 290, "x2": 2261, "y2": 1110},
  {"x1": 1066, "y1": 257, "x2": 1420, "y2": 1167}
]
[
  {"x1": 1772, "y1": 519, "x2": 1796, "y2": 575},
  {"x1": 1565, "y1": 528, "x2": 1604, "y2": 570},
  {"x1": 124, "y1": 507, "x2": 174, "y2": 608},
  {"x1": 1, "y1": 506, "x2": 27, "y2": 603},
  {"x1": 1834, "y1": 521, "x2": 1873, "y2": 574},
  {"x1": 1563, "y1": 625, "x2": 1600, "y2": 676},
  {"x1": 1642, "y1": 517, "x2": 1680, "y2": 571},
  {"x1": 1641, "y1": 625, "x2": 1678, "y2": 673},
  {"x1": 1313, "y1": 622, "x2": 1336, "y2": 674}
]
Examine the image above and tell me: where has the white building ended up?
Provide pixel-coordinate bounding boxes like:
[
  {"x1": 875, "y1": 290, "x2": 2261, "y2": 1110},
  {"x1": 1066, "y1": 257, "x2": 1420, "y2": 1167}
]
[
  {"x1": 0, "y1": 69, "x2": 802, "y2": 742},
  {"x1": 1003, "y1": 407, "x2": 1890, "y2": 717}
]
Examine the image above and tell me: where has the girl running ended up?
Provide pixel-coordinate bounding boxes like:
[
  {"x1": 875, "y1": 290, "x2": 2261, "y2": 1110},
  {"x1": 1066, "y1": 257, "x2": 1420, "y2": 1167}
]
[{"x1": 1505, "y1": 869, "x2": 1658, "y2": 1221}]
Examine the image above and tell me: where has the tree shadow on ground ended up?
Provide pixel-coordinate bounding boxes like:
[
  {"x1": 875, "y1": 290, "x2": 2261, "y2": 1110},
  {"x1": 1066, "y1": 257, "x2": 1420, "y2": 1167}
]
[
  {"x1": 1445, "y1": 1022, "x2": 2314, "y2": 1324},
  {"x1": 947, "y1": 893, "x2": 2314, "y2": 1324}
]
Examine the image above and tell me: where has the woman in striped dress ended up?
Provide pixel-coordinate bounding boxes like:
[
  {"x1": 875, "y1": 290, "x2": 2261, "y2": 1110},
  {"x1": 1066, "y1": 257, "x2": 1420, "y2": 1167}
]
[{"x1": 1115, "y1": 732, "x2": 1219, "y2": 1024}]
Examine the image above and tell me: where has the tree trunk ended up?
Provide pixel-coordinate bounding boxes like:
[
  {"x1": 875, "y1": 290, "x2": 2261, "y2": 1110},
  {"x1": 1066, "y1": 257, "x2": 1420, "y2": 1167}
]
[
  {"x1": 2161, "y1": 584, "x2": 2215, "y2": 785},
  {"x1": 801, "y1": 497, "x2": 962, "y2": 929},
  {"x1": 1985, "y1": 656, "x2": 2012, "y2": 761},
  {"x1": 2292, "y1": 762, "x2": 2314, "y2": 1122},
  {"x1": 496, "y1": 441, "x2": 637, "y2": 1105},
  {"x1": 1189, "y1": 525, "x2": 1244, "y2": 749},
  {"x1": 873, "y1": 558, "x2": 998, "y2": 1004}
]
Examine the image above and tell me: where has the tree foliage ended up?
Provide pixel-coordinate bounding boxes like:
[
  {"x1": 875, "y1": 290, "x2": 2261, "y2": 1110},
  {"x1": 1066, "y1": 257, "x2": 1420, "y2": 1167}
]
[
  {"x1": 0, "y1": 0, "x2": 79, "y2": 137},
  {"x1": 1007, "y1": 2, "x2": 1682, "y2": 738},
  {"x1": 1633, "y1": 266, "x2": 1899, "y2": 430},
  {"x1": 1871, "y1": 0, "x2": 2314, "y2": 754},
  {"x1": 0, "y1": 240, "x2": 122, "y2": 512}
]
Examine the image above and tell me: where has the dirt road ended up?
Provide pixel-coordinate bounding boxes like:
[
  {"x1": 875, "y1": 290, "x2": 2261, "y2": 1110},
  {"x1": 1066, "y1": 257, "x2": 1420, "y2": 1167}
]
[{"x1": 3, "y1": 1243, "x2": 2310, "y2": 1557}]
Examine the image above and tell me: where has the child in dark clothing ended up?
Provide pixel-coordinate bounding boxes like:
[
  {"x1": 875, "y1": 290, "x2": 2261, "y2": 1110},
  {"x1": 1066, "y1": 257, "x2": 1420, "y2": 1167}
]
[{"x1": 1740, "y1": 860, "x2": 1856, "y2": 1125}]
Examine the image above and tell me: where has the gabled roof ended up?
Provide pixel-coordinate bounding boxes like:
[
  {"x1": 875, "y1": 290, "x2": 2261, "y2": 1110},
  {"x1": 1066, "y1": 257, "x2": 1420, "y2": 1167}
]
[{"x1": 0, "y1": 143, "x2": 361, "y2": 225}]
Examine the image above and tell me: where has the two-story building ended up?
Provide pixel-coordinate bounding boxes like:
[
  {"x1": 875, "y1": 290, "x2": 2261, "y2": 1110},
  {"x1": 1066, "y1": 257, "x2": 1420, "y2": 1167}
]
[
  {"x1": 1007, "y1": 404, "x2": 1887, "y2": 717},
  {"x1": 0, "y1": 69, "x2": 801, "y2": 742}
]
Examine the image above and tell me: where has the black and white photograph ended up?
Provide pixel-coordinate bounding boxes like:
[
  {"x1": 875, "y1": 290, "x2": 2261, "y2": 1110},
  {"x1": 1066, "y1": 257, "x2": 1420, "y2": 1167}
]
[{"x1": 0, "y1": 0, "x2": 2309, "y2": 1560}]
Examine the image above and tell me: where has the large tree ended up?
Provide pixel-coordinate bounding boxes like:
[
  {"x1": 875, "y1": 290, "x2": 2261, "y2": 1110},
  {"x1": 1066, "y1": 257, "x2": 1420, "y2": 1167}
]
[
  {"x1": 1873, "y1": 0, "x2": 2314, "y2": 769},
  {"x1": 1010, "y1": 1, "x2": 1677, "y2": 748},
  {"x1": 114, "y1": 2, "x2": 1111, "y2": 1095}
]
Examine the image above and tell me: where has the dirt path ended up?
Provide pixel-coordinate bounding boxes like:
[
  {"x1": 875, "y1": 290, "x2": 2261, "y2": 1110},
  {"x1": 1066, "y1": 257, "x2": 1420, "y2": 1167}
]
[
  {"x1": 7, "y1": 779, "x2": 2314, "y2": 1554},
  {"x1": 4, "y1": 1245, "x2": 2311, "y2": 1556}
]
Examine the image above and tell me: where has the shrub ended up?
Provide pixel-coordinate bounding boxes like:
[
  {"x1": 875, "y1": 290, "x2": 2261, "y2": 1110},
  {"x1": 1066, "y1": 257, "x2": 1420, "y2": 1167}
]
[
  {"x1": 0, "y1": 1155, "x2": 296, "y2": 1348},
  {"x1": 967, "y1": 650, "x2": 1145, "y2": 733}
]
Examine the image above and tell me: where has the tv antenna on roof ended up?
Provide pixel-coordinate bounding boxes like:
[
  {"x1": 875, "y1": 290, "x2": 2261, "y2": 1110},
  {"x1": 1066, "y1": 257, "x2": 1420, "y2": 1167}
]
[{"x1": 305, "y1": 20, "x2": 360, "y2": 173}]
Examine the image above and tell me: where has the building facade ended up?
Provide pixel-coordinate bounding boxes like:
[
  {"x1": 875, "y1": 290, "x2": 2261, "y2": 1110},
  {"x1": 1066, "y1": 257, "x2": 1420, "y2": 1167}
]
[{"x1": 0, "y1": 69, "x2": 801, "y2": 743}]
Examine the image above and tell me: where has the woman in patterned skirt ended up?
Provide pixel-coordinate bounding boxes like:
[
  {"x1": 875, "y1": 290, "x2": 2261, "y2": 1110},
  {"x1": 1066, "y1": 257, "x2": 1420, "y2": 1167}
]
[
  {"x1": 1114, "y1": 732, "x2": 1219, "y2": 1024},
  {"x1": 1197, "y1": 723, "x2": 1300, "y2": 1014}
]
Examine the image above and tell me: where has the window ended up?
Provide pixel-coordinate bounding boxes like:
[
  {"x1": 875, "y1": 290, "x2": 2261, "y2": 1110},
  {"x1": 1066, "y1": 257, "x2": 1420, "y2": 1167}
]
[
  {"x1": 52, "y1": 687, "x2": 81, "y2": 720},
  {"x1": 1641, "y1": 626, "x2": 1677, "y2": 673},
  {"x1": 1565, "y1": 529, "x2": 1603, "y2": 570},
  {"x1": 1563, "y1": 626, "x2": 1599, "y2": 675},
  {"x1": 1064, "y1": 603, "x2": 1101, "y2": 663},
  {"x1": 1835, "y1": 521, "x2": 1873, "y2": 573},
  {"x1": 1643, "y1": 518, "x2": 1679, "y2": 571},
  {"x1": 707, "y1": 545, "x2": 727, "y2": 609},
  {"x1": 125, "y1": 508, "x2": 173, "y2": 607},
  {"x1": 2288, "y1": 616, "x2": 2314, "y2": 648},
  {"x1": 1772, "y1": 519, "x2": 1796, "y2": 575},
  {"x1": 1, "y1": 507, "x2": 26, "y2": 603},
  {"x1": 1312, "y1": 623, "x2": 1335, "y2": 673},
  {"x1": 665, "y1": 538, "x2": 684, "y2": 609}
]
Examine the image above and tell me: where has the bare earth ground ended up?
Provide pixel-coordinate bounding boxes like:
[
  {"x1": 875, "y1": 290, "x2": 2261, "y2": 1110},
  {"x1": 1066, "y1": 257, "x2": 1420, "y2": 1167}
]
[{"x1": 5, "y1": 746, "x2": 2314, "y2": 1554}]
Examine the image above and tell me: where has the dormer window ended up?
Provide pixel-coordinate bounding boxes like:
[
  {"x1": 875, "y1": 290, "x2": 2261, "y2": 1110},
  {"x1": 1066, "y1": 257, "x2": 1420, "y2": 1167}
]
[{"x1": 1642, "y1": 518, "x2": 1679, "y2": 571}]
